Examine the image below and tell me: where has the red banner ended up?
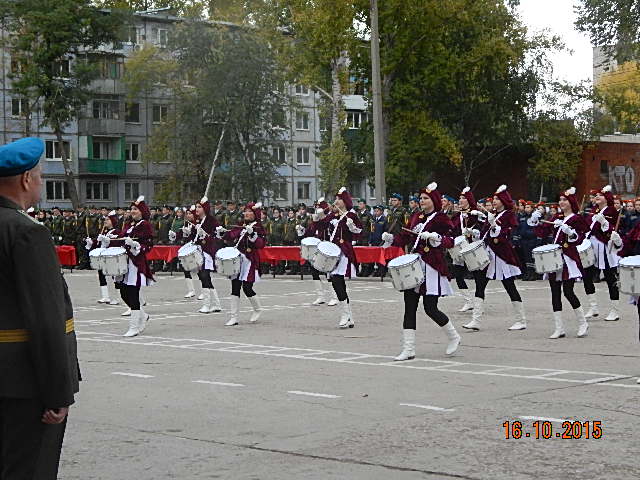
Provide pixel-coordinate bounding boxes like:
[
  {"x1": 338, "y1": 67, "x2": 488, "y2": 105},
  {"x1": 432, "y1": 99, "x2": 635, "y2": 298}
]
[{"x1": 56, "y1": 246, "x2": 77, "y2": 267}]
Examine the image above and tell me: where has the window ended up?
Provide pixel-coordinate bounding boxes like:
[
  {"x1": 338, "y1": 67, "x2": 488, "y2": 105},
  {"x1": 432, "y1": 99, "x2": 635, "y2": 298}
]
[
  {"x1": 125, "y1": 102, "x2": 140, "y2": 123},
  {"x1": 296, "y1": 147, "x2": 310, "y2": 165},
  {"x1": 600, "y1": 160, "x2": 608, "y2": 176},
  {"x1": 52, "y1": 59, "x2": 70, "y2": 77},
  {"x1": 295, "y1": 84, "x2": 309, "y2": 95},
  {"x1": 297, "y1": 182, "x2": 310, "y2": 200},
  {"x1": 45, "y1": 140, "x2": 70, "y2": 160},
  {"x1": 152, "y1": 28, "x2": 168, "y2": 47},
  {"x1": 46, "y1": 181, "x2": 69, "y2": 201},
  {"x1": 346, "y1": 111, "x2": 367, "y2": 129},
  {"x1": 273, "y1": 108, "x2": 286, "y2": 128},
  {"x1": 125, "y1": 26, "x2": 140, "y2": 44},
  {"x1": 296, "y1": 111, "x2": 309, "y2": 130},
  {"x1": 125, "y1": 143, "x2": 140, "y2": 162},
  {"x1": 10, "y1": 57, "x2": 23, "y2": 75},
  {"x1": 86, "y1": 182, "x2": 110, "y2": 201},
  {"x1": 92, "y1": 100, "x2": 120, "y2": 120},
  {"x1": 92, "y1": 140, "x2": 111, "y2": 159},
  {"x1": 96, "y1": 56, "x2": 122, "y2": 79},
  {"x1": 152, "y1": 105, "x2": 168, "y2": 123},
  {"x1": 11, "y1": 98, "x2": 28, "y2": 117},
  {"x1": 272, "y1": 146, "x2": 286, "y2": 164},
  {"x1": 319, "y1": 114, "x2": 328, "y2": 132},
  {"x1": 274, "y1": 181, "x2": 288, "y2": 201},
  {"x1": 124, "y1": 182, "x2": 140, "y2": 201}
]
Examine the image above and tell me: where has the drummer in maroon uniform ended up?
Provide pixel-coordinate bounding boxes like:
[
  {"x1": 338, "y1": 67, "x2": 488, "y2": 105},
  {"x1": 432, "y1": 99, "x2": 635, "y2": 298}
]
[
  {"x1": 85, "y1": 210, "x2": 120, "y2": 305},
  {"x1": 463, "y1": 184, "x2": 526, "y2": 332},
  {"x1": 298, "y1": 197, "x2": 338, "y2": 307},
  {"x1": 382, "y1": 182, "x2": 461, "y2": 359},
  {"x1": 106, "y1": 196, "x2": 155, "y2": 337},
  {"x1": 529, "y1": 187, "x2": 589, "y2": 338},
  {"x1": 187, "y1": 197, "x2": 222, "y2": 314},
  {"x1": 217, "y1": 202, "x2": 266, "y2": 326},
  {"x1": 317, "y1": 187, "x2": 363, "y2": 328}
]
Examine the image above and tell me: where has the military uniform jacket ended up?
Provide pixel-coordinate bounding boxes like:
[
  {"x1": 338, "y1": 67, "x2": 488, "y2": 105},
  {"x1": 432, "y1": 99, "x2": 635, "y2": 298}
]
[
  {"x1": 61, "y1": 216, "x2": 77, "y2": 245},
  {"x1": 223, "y1": 210, "x2": 242, "y2": 228},
  {"x1": 266, "y1": 216, "x2": 285, "y2": 245},
  {"x1": 156, "y1": 214, "x2": 174, "y2": 244},
  {"x1": 49, "y1": 215, "x2": 63, "y2": 244},
  {"x1": 356, "y1": 210, "x2": 372, "y2": 245},
  {"x1": 0, "y1": 196, "x2": 79, "y2": 407},
  {"x1": 386, "y1": 207, "x2": 407, "y2": 235},
  {"x1": 283, "y1": 217, "x2": 298, "y2": 243}
]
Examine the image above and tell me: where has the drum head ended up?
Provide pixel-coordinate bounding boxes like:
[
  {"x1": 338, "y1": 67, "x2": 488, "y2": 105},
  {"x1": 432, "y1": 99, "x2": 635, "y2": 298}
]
[
  {"x1": 533, "y1": 244, "x2": 560, "y2": 253},
  {"x1": 103, "y1": 247, "x2": 126, "y2": 256},
  {"x1": 388, "y1": 253, "x2": 420, "y2": 268},
  {"x1": 179, "y1": 243, "x2": 198, "y2": 256},
  {"x1": 217, "y1": 247, "x2": 240, "y2": 260},
  {"x1": 89, "y1": 248, "x2": 104, "y2": 257},
  {"x1": 301, "y1": 237, "x2": 321, "y2": 247},
  {"x1": 454, "y1": 235, "x2": 467, "y2": 246},
  {"x1": 619, "y1": 255, "x2": 640, "y2": 267},
  {"x1": 461, "y1": 240, "x2": 483, "y2": 253},
  {"x1": 577, "y1": 239, "x2": 591, "y2": 251},
  {"x1": 317, "y1": 241, "x2": 341, "y2": 256}
]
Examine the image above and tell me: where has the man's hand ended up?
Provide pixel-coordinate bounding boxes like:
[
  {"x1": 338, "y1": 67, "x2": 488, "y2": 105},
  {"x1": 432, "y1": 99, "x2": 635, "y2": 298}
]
[{"x1": 42, "y1": 407, "x2": 69, "y2": 425}]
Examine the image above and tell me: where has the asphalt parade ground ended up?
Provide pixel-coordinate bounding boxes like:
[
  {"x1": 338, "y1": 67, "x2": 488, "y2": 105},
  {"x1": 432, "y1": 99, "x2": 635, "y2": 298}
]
[{"x1": 60, "y1": 271, "x2": 640, "y2": 480}]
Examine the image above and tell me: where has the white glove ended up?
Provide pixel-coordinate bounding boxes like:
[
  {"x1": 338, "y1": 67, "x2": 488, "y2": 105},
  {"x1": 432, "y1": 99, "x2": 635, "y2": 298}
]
[
  {"x1": 470, "y1": 210, "x2": 481, "y2": 216},
  {"x1": 553, "y1": 219, "x2": 563, "y2": 227},
  {"x1": 182, "y1": 225, "x2": 191, "y2": 236},
  {"x1": 312, "y1": 213, "x2": 319, "y2": 222},
  {"x1": 296, "y1": 224, "x2": 305, "y2": 236},
  {"x1": 196, "y1": 225, "x2": 207, "y2": 240},
  {"x1": 124, "y1": 236, "x2": 135, "y2": 247},
  {"x1": 98, "y1": 234, "x2": 110, "y2": 248},
  {"x1": 346, "y1": 217, "x2": 355, "y2": 228},
  {"x1": 610, "y1": 231, "x2": 622, "y2": 247},
  {"x1": 462, "y1": 227, "x2": 474, "y2": 236},
  {"x1": 245, "y1": 225, "x2": 254, "y2": 235},
  {"x1": 130, "y1": 241, "x2": 141, "y2": 256},
  {"x1": 85, "y1": 237, "x2": 93, "y2": 250},
  {"x1": 168, "y1": 230, "x2": 177, "y2": 242},
  {"x1": 560, "y1": 224, "x2": 573, "y2": 235},
  {"x1": 381, "y1": 232, "x2": 394, "y2": 243},
  {"x1": 593, "y1": 212, "x2": 606, "y2": 225},
  {"x1": 418, "y1": 231, "x2": 438, "y2": 241},
  {"x1": 471, "y1": 228, "x2": 480, "y2": 239},
  {"x1": 487, "y1": 212, "x2": 497, "y2": 227},
  {"x1": 531, "y1": 210, "x2": 542, "y2": 220},
  {"x1": 215, "y1": 225, "x2": 226, "y2": 238}
]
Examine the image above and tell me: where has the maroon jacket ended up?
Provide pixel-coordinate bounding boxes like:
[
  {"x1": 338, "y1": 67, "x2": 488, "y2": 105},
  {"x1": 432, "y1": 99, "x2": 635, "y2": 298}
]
[
  {"x1": 187, "y1": 215, "x2": 221, "y2": 259},
  {"x1": 451, "y1": 210, "x2": 482, "y2": 238},
  {"x1": 304, "y1": 219, "x2": 331, "y2": 241},
  {"x1": 223, "y1": 222, "x2": 266, "y2": 282},
  {"x1": 318, "y1": 210, "x2": 362, "y2": 274},
  {"x1": 393, "y1": 210, "x2": 454, "y2": 277},
  {"x1": 534, "y1": 213, "x2": 588, "y2": 274},
  {"x1": 480, "y1": 209, "x2": 520, "y2": 267},
  {"x1": 110, "y1": 219, "x2": 155, "y2": 286},
  {"x1": 587, "y1": 206, "x2": 618, "y2": 244}
]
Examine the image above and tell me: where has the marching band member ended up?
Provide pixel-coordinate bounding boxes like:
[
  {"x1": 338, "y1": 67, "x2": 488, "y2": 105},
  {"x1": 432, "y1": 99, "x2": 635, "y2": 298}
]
[
  {"x1": 381, "y1": 182, "x2": 461, "y2": 359},
  {"x1": 218, "y1": 202, "x2": 266, "y2": 326},
  {"x1": 298, "y1": 197, "x2": 337, "y2": 306},
  {"x1": 529, "y1": 187, "x2": 589, "y2": 338},
  {"x1": 104, "y1": 196, "x2": 155, "y2": 337},
  {"x1": 169, "y1": 207, "x2": 201, "y2": 299},
  {"x1": 585, "y1": 185, "x2": 621, "y2": 321},
  {"x1": 463, "y1": 184, "x2": 526, "y2": 332},
  {"x1": 85, "y1": 210, "x2": 120, "y2": 305},
  {"x1": 188, "y1": 197, "x2": 222, "y2": 314},
  {"x1": 451, "y1": 187, "x2": 482, "y2": 312},
  {"x1": 319, "y1": 188, "x2": 363, "y2": 328}
]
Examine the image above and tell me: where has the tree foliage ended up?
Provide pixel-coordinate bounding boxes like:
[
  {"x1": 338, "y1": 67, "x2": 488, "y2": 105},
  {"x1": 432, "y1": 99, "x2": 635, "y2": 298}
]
[{"x1": 596, "y1": 61, "x2": 640, "y2": 132}]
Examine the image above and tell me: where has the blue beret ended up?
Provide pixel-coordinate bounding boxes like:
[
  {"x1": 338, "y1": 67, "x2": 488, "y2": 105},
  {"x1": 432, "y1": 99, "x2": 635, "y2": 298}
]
[
  {"x1": 409, "y1": 196, "x2": 419, "y2": 202},
  {"x1": 443, "y1": 194, "x2": 456, "y2": 202},
  {"x1": 391, "y1": 193, "x2": 403, "y2": 200},
  {"x1": 0, "y1": 137, "x2": 44, "y2": 177}
]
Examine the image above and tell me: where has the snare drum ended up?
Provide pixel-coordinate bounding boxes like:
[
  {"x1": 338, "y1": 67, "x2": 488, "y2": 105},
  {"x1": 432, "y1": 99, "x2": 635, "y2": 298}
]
[
  {"x1": 215, "y1": 247, "x2": 242, "y2": 277},
  {"x1": 387, "y1": 254, "x2": 425, "y2": 291},
  {"x1": 300, "y1": 237, "x2": 321, "y2": 261},
  {"x1": 448, "y1": 235, "x2": 469, "y2": 262},
  {"x1": 89, "y1": 248, "x2": 106, "y2": 271},
  {"x1": 100, "y1": 247, "x2": 129, "y2": 276},
  {"x1": 577, "y1": 238, "x2": 595, "y2": 268},
  {"x1": 460, "y1": 241, "x2": 490, "y2": 271},
  {"x1": 311, "y1": 241, "x2": 341, "y2": 273},
  {"x1": 618, "y1": 256, "x2": 640, "y2": 295},
  {"x1": 178, "y1": 243, "x2": 204, "y2": 272},
  {"x1": 532, "y1": 244, "x2": 563, "y2": 274}
]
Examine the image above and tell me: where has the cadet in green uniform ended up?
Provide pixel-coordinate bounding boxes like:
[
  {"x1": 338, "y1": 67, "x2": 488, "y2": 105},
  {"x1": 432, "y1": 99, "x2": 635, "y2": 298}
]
[
  {"x1": 156, "y1": 205, "x2": 174, "y2": 245},
  {"x1": 213, "y1": 200, "x2": 226, "y2": 226},
  {"x1": 407, "y1": 195, "x2": 420, "y2": 219},
  {"x1": 49, "y1": 206, "x2": 63, "y2": 245},
  {"x1": 267, "y1": 207, "x2": 286, "y2": 274},
  {"x1": 223, "y1": 200, "x2": 242, "y2": 228},
  {"x1": 61, "y1": 209, "x2": 77, "y2": 246},
  {"x1": 386, "y1": 193, "x2": 407, "y2": 235},
  {"x1": 0, "y1": 137, "x2": 80, "y2": 479}
]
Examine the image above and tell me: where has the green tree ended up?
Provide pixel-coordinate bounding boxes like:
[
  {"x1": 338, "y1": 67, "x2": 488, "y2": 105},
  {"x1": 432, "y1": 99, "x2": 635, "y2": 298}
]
[{"x1": 1, "y1": 0, "x2": 123, "y2": 208}]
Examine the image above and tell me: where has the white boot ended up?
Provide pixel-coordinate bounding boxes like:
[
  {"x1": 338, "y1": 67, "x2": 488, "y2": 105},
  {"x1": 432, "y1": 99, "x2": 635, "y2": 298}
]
[
  {"x1": 584, "y1": 294, "x2": 599, "y2": 318},
  {"x1": 123, "y1": 310, "x2": 140, "y2": 337},
  {"x1": 210, "y1": 289, "x2": 222, "y2": 312},
  {"x1": 463, "y1": 298, "x2": 483, "y2": 330},
  {"x1": 198, "y1": 289, "x2": 212, "y2": 313},
  {"x1": 605, "y1": 300, "x2": 620, "y2": 321},
  {"x1": 312, "y1": 279, "x2": 326, "y2": 305},
  {"x1": 98, "y1": 286, "x2": 110, "y2": 304},
  {"x1": 394, "y1": 329, "x2": 416, "y2": 361},
  {"x1": 575, "y1": 306, "x2": 589, "y2": 337},
  {"x1": 458, "y1": 291, "x2": 474, "y2": 312},
  {"x1": 225, "y1": 296, "x2": 240, "y2": 326},
  {"x1": 508, "y1": 301, "x2": 527, "y2": 330},
  {"x1": 549, "y1": 311, "x2": 566, "y2": 339},
  {"x1": 109, "y1": 298, "x2": 120, "y2": 305},
  {"x1": 197, "y1": 293, "x2": 205, "y2": 300},
  {"x1": 121, "y1": 307, "x2": 131, "y2": 317},
  {"x1": 443, "y1": 321, "x2": 461, "y2": 355},
  {"x1": 139, "y1": 288, "x2": 147, "y2": 307},
  {"x1": 248, "y1": 296, "x2": 262, "y2": 323},
  {"x1": 327, "y1": 288, "x2": 338, "y2": 306},
  {"x1": 338, "y1": 300, "x2": 354, "y2": 328},
  {"x1": 184, "y1": 278, "x2": 196, "y2": 298},
  {"x1": 138, "y1": 308, "x2": 150, "y2": 334}
]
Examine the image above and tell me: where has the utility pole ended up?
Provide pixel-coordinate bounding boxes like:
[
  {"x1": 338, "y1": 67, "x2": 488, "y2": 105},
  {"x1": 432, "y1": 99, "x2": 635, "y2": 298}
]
[{"x1": 370, "y1": 0, "x2": 386, "y2": 203}]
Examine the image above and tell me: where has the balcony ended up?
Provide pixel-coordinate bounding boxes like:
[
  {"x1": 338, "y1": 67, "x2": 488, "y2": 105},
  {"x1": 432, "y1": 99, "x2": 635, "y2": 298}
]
[
  {"x1": 79, "y1": 158, "x2": 126, "y2": 176},
  {"x1": 78, "y1": 118, "x2": 126, "y2": 135}
]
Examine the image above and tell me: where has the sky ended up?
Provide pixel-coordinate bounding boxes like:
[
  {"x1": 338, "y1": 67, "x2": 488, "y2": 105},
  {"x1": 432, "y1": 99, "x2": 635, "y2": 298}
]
[{"x1": 517, "y1": 0, "x2": 593, "y2": 85}]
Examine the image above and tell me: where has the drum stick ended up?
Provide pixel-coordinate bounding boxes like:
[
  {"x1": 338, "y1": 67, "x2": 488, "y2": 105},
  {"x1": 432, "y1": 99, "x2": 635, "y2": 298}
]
[
  {"x1": 578, "y1": 194, "x2": 586, "y2": 214},
  {"x1": 608, "y1": 211, "x2": 623, "y2": 253},
  {"x1": 402, "y1": 227, "x2": 418, "y2": 235}
]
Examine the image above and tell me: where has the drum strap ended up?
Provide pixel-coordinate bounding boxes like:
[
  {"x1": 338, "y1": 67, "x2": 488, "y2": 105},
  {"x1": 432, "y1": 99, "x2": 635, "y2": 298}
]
[
  {"x1": 411, "y1": 211, "x2": 438, "y2": 253},
  {"x1": 553, "y1": 214, "x2": 573, "y2": 244}
]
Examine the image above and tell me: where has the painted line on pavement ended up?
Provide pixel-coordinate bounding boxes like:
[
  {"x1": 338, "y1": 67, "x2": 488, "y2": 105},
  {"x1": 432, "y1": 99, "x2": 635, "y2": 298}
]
[
  {"x1": 288, "y1": 390, "x2": 341, "y2": 399},
  {"x1": 112, "y1": 372, "x2": 154, "y2": 378},
  {"x1": 519, "y1": 416, "x2": 567, "y2": 423},
  {"x1": 400, "y1": 403, "x2": 455, "y2": 412},
  {"x1": 193, "y1": 380, "x2": 245, "y2": 387}
]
